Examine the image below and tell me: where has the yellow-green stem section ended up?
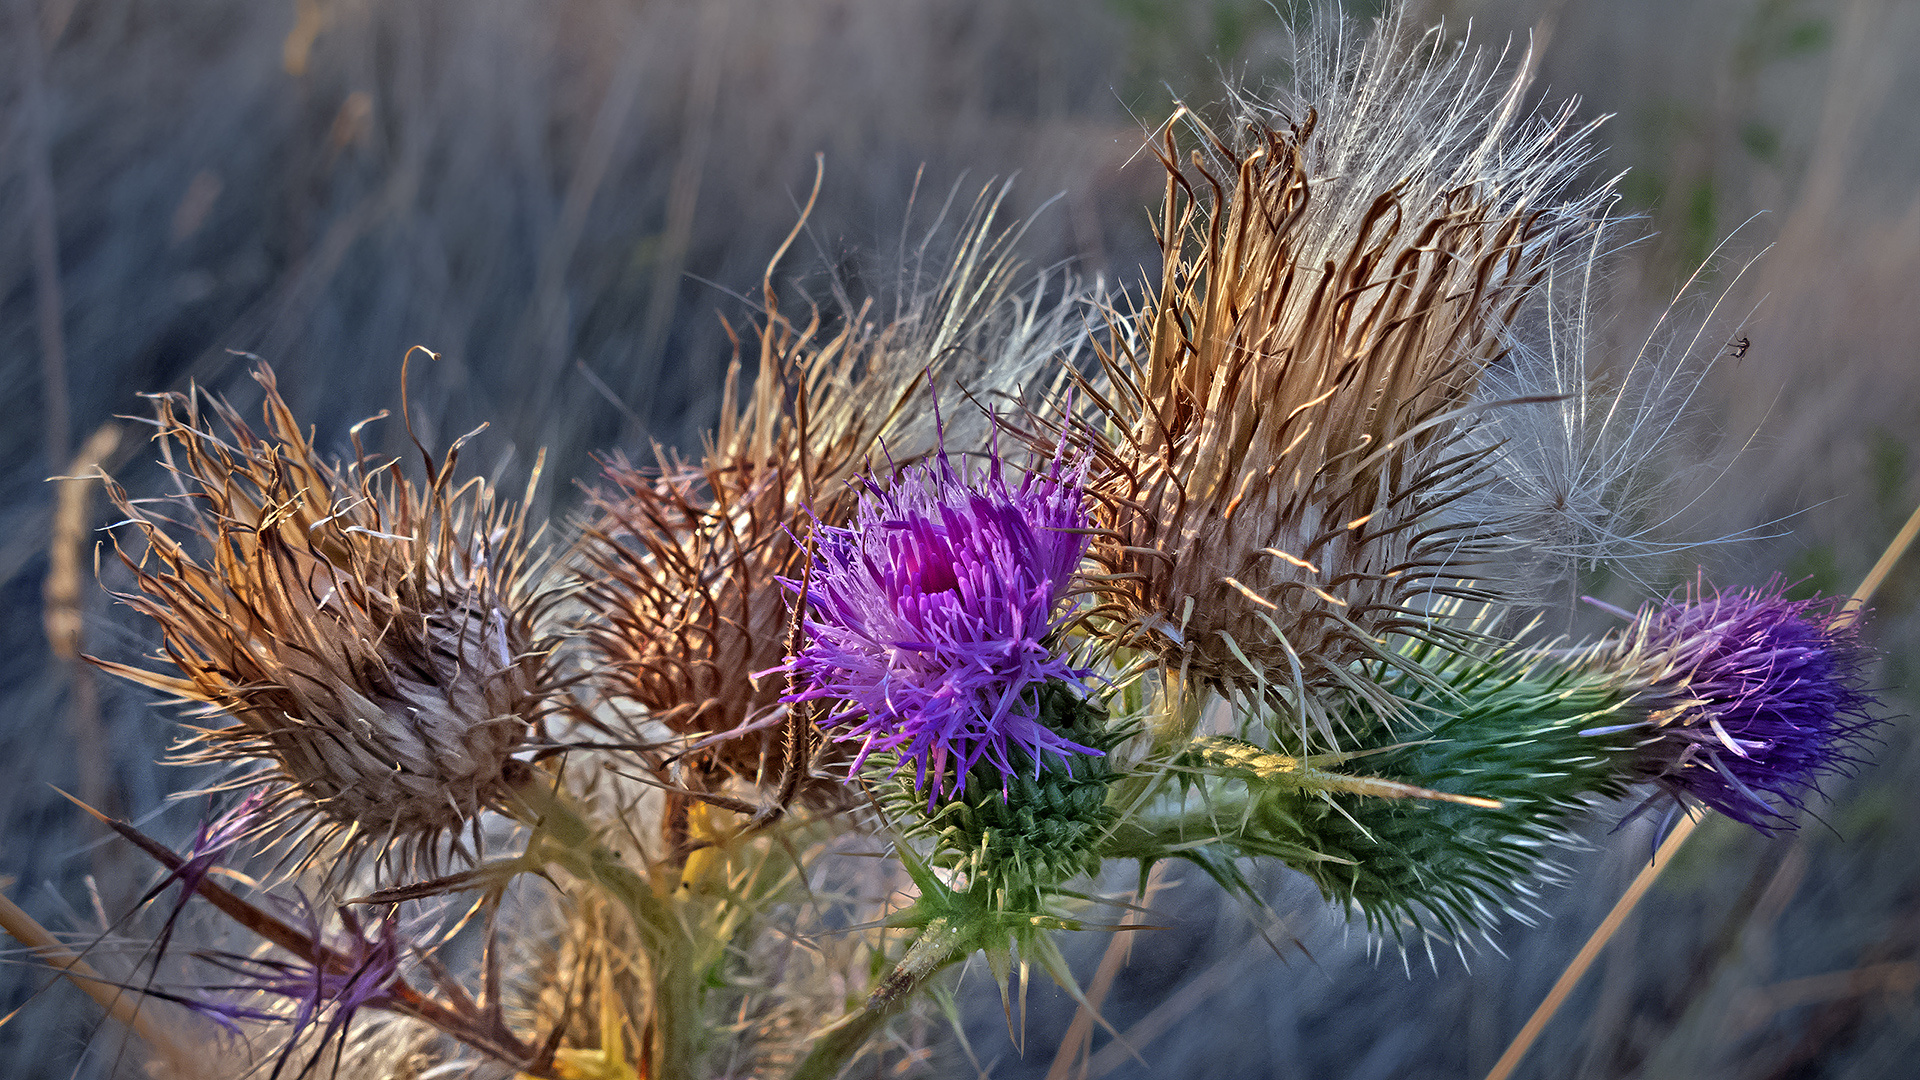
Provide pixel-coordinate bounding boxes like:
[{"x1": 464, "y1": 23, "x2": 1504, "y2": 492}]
[
  {"x1": 788, "y1": 918, "x2": 966, "y2": 1080},
  {"x1": 510, "y1": 779, "x2": 701, "y2": 1080}
]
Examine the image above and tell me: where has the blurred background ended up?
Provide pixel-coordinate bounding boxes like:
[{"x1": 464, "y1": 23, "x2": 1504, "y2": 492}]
[{"x1": 4, "y1": 0, "x2": 1919, "y2": 1076}]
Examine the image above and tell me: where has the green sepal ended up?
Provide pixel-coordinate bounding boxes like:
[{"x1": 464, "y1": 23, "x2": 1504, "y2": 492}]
[
  {"x1": 1268, "y1": 645, "x2": 1651, "y2": 940},
  {"x1": 876, "y1": 680, "x2": 1121, "y2": 910},
  {"x1": 1126, "y1": 640, "x2": 1656, "y2": 942}
]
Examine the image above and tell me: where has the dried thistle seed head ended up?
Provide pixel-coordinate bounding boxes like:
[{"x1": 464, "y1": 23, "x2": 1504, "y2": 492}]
[
  {"x1": 94, "y1": 364, "x2": 555, "y2": 878},
  {"x1": 573, "y1": 187, "x2": 1096, "y2": 805},
  {"x1": 1060, "y1": 22, "x2": 1608, "y2": 743},
  {"x1": 576, "y1": 450, "x2": 820, "y2": 799}
]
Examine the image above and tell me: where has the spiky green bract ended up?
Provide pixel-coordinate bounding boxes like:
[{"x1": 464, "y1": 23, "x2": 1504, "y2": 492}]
[
  {"x1": 801, "y1": 838, "x2": 1117, "y2": 1080},
  {"x1": 1289, "y1": 652, "x2": 1644, "y2": 942},
  {"x1": 878, "y1": 680, "x2": 1119, "y2": 912},
  {"x1": 1127, "y1": 640, "x2": 1650, "y2": 944}
]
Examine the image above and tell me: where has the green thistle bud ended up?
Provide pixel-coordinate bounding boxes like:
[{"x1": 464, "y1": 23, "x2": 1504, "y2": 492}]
[
  {"x1": 1274, "y1": 656, "x2": 1641, "y2": 941},
  {"x1": 879, "y1": 680, "x2": 1118, "y2": 909},
  {"x1": 1158, "y1": 641, "x2": 1646, "y2": 943}
]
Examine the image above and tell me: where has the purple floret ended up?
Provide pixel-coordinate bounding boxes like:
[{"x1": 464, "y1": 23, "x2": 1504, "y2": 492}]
[
  {"x1": 187, "y1": 894, "x2": 405, "y2": 1058},
  {"x1": 780, "y1": 449, "x2": 1098, "y2": 801},
  {"x1": 143, "y1": 791, "x2": 265, "y2": 962},
  {"x1": 1629, "y1": 580, "x2": 1880, "y2": 832}
]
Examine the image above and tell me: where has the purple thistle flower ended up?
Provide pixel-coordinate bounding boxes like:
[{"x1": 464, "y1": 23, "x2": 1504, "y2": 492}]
[
  {"x1": 1616, "y1": 579, "x2": 1881, "y2": 833},
  {"x1": 780, "y1": 449, "x2": 1099, "y2": 801},
  {"x1": 134, "y1": 790, "x2": 266, "y2": 966},
  {"x1": 184, "y1": 893, "x2": 406, "y2": 1073}
]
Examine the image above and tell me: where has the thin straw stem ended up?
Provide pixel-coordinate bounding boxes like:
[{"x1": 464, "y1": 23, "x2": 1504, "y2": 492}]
[
  {"x1": 0, "y1": 888, "x2": 194, "y2": 1068},
  {"x1": 1844, "y1": 497, "x2": 1920, "y2": 623},
  {"x1": 1483, "y1": 498, "x2": 1920, "y2": 1080}
]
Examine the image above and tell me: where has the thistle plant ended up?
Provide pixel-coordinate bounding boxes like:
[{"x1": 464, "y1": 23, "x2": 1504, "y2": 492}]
[
  {"x1": 8, "y1": 13, "x2": 1897, "y2": 1080},
  {"x1": 91, "y1": 363, "x2": 560, "y2": 880}
]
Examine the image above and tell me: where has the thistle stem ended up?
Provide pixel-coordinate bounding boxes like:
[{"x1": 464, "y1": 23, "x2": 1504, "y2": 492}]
[
  {"x1": 509, "y1": 776, "x2": 702, "y2": 1079},
  {"x1": 787, "y1": 918, "x2": 966, "y2": 1080}
]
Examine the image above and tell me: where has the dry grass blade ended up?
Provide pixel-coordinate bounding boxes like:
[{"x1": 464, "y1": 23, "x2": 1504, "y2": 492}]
[{"x1": 0, "y1": 886, "x2": 194, "y2": 1069}]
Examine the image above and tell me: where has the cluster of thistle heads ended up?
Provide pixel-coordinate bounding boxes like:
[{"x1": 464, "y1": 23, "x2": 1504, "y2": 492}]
[{"x1": 64, "y1": 16, "x2": 1884, "y2": 1080}]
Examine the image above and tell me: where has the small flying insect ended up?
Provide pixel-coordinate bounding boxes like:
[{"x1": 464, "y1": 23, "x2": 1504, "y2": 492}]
[{"x1": 1728, "y1": 335, "x2": 1751, "y2": 360}]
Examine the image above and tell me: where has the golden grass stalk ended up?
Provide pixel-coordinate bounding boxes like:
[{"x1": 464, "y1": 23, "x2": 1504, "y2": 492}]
[
  {"x1": 93, "y1": 361, "x2": 559, "y2": 880},
  {"x1": 0, "y1": 886, "x2": 195, "y2": 1070}
]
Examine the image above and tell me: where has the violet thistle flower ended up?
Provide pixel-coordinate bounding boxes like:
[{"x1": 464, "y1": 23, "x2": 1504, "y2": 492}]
[
  {"x1": 92, "y1": 364, "x2": 558, "y2": 880},
  {"x1": 780, "y1": 449, "x2": 1098, "y2": 802},
  {"x1": 1599, "y1": 581, "x2": 1881, "y2": 833},
  {"x1": 574, "y1": 185, "x2": 1093, "y2": 808}
]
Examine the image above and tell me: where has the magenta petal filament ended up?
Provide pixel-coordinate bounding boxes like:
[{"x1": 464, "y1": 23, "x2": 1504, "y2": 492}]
[
  {"x1": 780, "y1": 450, "x2": 1099, "y2": 801},
  {"x1": 1624, "y1": 580, "x2": 1881, "y2": 832}
]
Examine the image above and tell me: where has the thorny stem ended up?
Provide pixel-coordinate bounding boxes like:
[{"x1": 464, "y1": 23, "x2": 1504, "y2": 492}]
[
  {"x1": 508, "y1": 773, "x2": 703, "y2": 1080},
  {"x1": 69, "y1": 801, "x2": 551, "y2": 1074},
  {"x1": 786, "y1": 918, "x2": 967, "y2": 1080}
]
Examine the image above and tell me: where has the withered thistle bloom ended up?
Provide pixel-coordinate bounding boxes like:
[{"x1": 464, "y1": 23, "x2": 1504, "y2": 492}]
[
  {"x1": 94, "y1": 365, "x2": 556, "y2": 877},
  {"x1": 184, "y1": 897, "x2": 404, "y2": 1064},
  {"x1": 137, "y1": 791, "x2": 266, "y2": 963},
  {"x1": 575, "y1": 188, "x2": 1094, "y2": 803},
  {"x1": 780, "y1": 449, "x2": 1097, "y2": 801},
  {"x1": 1056, "y1": 23, "x2": 1609, "y2": 742},
  {"x1": 1598, "y1": 582, "x2": 1880, "y2": 833},
  {"x1": 577, "y1": 448, "x2": 817, "y2": 800}
]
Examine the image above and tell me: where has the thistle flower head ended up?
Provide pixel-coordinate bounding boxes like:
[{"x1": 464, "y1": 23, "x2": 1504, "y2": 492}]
[
  {"x1": 1051, "y1": 20, "x2": 1610, "y2": 745},
  {"x1": 574, "y1": 184, "x2": 1096, "y2": 806},
  {"x1": 1610, "y1": 581, "x2": 1880, "y2": 832},
  {"x1": 94, "y1": 364, "x2": 557, "y2": 879},
  {"x1": 577, "y1": 452, "x2": 814, "y2": 797},
  {"x1": 782, "y1": 448, "x2": 1098, "y2": 801}
]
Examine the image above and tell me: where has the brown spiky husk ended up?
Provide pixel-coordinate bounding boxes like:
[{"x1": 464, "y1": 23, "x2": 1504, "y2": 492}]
[
  {"x1": 94, "y1": 365, "x2": 556, "y2": 880},
  {"x1": 573, "y1": 187, "x2": 1089, "y2": 813},
  {"x1": 1064, "y1": 103, "x2": 1591, "y2": 744},
  {"x1": 574, "y1": 302, "x2": 920, "y2": 811}
]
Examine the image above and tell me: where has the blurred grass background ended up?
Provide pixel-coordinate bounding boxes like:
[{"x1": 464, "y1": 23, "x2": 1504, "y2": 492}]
[{"x1": 4, "y1": 0, "x2": 1918, "y2": 1076}]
